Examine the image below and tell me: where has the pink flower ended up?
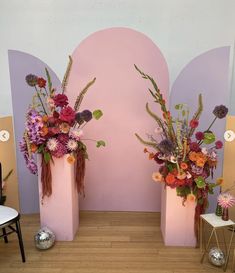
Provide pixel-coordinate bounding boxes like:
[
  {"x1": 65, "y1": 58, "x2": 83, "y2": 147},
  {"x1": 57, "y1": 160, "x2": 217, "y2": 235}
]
[
  {"x1": 195, "y1": 131, "x2": 204, "y2": 141},
  {"x1": 189, "y1": 119, "x2": 199, "y2": 128},
  {"x1": 218, "y1": 193, "x2": 235, "y2": 208},
  {"x1": 60, "y1": 106, "x2": 75, "y2": 125},
  {"x1": 189, "y1": 142, "x2": 201, "y2": 152},
  {"x1": 215, "y1": 140, "x2": 223, "y2": 149},
  {"x1": 52, "y1": 142, "x2": 67, "y2": 158},
  {"x1": 53, "y1": 94, "x2": 69, "y2": 107}
]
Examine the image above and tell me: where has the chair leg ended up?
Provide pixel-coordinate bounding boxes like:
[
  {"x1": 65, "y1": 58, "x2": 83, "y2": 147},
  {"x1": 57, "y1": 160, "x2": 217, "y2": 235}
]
[
  {"x1": 15, "y1": 220, "x2": 26, "y2": 263},
  {"x1": 2, "y1": 228, "x2": 8, "y2": 243}
]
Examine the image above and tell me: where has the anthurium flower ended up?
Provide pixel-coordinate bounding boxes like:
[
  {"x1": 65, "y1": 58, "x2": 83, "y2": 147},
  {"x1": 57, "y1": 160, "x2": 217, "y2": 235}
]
[
  {"x1": 195, "y1": 176, "x2": 206, "y2": 188},
  {"x1": 203, "y1": 132, "x2": 215, "y2": 144}
]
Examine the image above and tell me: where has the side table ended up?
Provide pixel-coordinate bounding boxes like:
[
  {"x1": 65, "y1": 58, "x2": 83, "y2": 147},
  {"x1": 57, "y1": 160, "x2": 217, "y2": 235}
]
[{"x1": 200, "y1": 213, "x2": 235, "y2": 271}]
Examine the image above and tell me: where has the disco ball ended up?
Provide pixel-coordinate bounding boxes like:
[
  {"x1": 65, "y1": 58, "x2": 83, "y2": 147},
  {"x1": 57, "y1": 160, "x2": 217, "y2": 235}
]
[
  {"x1": 208, "y1": 247, "x2": 225, "y2": 267},
  {"x1": 34, "y1": 227, "x2": 56, "y2": 250}
]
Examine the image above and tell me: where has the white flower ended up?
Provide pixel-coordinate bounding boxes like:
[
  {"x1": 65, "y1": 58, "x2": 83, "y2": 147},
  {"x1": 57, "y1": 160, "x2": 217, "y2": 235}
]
[
  {"x1": 201, "y1": 148, "x2": 208, "y2": 155},
  {"x1": 67, "y1": 139, "x2": 78, "y2": 151},
  {"x1": 46, "y1": 138, "x2": 58, "y2": 151},
  {"x1": 69, "y1": 128, "x2": 83, "y2": 140}
]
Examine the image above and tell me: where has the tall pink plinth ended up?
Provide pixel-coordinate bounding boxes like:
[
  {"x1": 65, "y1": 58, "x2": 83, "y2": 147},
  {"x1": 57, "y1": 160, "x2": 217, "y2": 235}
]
[
  {"x1": 38, "y1": 155, "x2": 79, "y2": 241},
  {"x1": 161, "y1": 184, "x2": 196, "y2": 246}
]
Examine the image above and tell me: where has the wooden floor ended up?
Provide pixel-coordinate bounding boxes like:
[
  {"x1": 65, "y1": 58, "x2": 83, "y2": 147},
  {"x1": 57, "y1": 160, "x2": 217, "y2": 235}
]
[{"x1": 0, "y1": 211, "x2": 234, "y2": 273}]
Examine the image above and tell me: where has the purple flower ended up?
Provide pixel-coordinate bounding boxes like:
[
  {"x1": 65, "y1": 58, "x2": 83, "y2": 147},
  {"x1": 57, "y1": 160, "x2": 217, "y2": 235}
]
[
  {"x1": 25, "y1": 74, "x2": 38, "y2": 87},
  {"x1": 52, "y1": 142, "x2": 67, "y2": 158},
  {"x1": 81, "y1": 110, "x2": 93, "y2": 122},
  {"x1": 158, "y1": 139, "x2": 174, "y2": 154},
  {"x1": 213, "y1": 105, "x2": 228, "y2": 119}
]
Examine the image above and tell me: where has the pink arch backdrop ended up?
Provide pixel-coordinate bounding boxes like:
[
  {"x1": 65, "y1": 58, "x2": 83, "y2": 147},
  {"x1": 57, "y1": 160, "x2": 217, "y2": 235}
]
[{"x1": 66, "y1": 27, "x2": 169, "y2": 211}]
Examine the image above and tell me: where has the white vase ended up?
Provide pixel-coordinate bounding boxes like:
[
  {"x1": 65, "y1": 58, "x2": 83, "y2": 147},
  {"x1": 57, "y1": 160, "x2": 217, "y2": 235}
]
[
  {"x1": 37, "y1": 155, "x2": 79, "y2": 241},
  {"x1": 161, "y1": 184, "x2": 196, "y2": 246}
]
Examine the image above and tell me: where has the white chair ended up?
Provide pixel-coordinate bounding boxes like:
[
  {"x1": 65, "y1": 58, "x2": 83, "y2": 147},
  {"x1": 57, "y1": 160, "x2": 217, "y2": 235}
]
[{"x1": 0, "y1": 162, "x2": 25, "y2": 262}]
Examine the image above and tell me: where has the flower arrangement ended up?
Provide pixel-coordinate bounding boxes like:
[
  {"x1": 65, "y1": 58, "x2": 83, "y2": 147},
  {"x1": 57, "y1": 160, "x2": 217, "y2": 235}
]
[
  {"x1": 20, "y1": 57, "x2": 105, "y2": 199},
  {"x1": 134, "y1": 65, "x2": 228, "y2": 237}
]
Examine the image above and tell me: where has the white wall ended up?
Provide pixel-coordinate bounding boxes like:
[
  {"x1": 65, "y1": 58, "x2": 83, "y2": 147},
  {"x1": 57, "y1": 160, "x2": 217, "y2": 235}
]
[{"x1": 1, "y1": 0, "x2": 235, "y2": 116}]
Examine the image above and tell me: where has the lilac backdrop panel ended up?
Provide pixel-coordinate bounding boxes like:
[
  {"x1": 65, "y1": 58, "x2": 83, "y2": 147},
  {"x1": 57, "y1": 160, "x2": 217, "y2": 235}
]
[
  {"x1": 8, "y1": 50, "x2": 61, "y2": 214},
  {"x1": 170, "y1": 46, "x2": 230, "y2": 212}
]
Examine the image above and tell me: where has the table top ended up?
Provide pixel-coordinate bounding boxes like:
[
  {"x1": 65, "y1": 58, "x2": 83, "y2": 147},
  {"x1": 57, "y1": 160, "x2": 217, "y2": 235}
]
[{"x1": 200, "y1": 213, "x2": 235, "y2": 228}]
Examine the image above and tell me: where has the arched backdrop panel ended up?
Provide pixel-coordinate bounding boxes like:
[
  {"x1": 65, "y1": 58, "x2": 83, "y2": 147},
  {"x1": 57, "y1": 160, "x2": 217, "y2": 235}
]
[
  {"x1": 66, "y1": 27, "x2": 169, "y2": 211},
  {"x1": 170, "y1": 47, "x2": 231, "y2": 211},
  {"x1": 8, "y1": 50, "x2": 61, "y2": 213}
]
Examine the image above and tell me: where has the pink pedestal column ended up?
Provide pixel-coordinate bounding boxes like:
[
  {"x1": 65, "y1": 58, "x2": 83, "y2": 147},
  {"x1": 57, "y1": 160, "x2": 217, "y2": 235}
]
[
  {"x1": 38, "y1": 155, "x2": 79, "y2": 241},
  {"x1": 161, "y1": 184, "x2": 196, "y2": 247}
]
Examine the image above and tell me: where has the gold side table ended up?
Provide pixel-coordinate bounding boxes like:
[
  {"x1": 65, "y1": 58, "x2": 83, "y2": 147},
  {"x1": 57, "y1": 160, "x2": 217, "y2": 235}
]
[{"x1": 200, "y1": 213, "x2": 235, "y2": 271}]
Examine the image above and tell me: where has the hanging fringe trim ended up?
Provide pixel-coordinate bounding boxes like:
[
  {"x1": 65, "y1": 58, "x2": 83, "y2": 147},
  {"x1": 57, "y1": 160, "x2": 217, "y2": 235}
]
[
  {"x1": 75, "y1": 149, "x2": 86, "y2": 197},
  {"x1": 41, "y1": 155, "x2": 52, "y2": 201}
]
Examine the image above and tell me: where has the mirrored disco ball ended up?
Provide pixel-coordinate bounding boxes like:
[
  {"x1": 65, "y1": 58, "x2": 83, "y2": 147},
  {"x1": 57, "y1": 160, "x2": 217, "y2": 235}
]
[
  {"x1": 208, "y1": 247, "x2": 225, "y2": 267},
  {"x1": 34, "y1": 227, "x2": 56, "y2": 250}
]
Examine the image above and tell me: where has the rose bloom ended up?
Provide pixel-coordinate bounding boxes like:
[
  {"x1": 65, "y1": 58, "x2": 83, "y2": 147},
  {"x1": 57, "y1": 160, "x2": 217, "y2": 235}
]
[
  {"x1": 60, "y1": 106, "x2": 76, "y2": 125},
  {"x1": 53, "y1": 94, "x2": 69, "y2": 107},
  {"x1": 189, "y1": 142, "x2": 200, "y2": 152},
  {"x1": 189, "y1": 119, "x2": 199, "y2": 128}
]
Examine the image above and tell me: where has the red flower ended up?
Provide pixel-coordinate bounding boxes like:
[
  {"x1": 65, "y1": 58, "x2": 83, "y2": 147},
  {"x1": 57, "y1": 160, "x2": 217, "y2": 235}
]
[
  {"x1": 190, "y1": 119, "x2": 199, "y2": 128},
  {"x1": 37, "y1": 77, "x2": 46, "y2": 88},
  {"x1": 60, "y1": 106, "x2": 75, "y2": 124},
  {"x1": 195, "y1": 131, "x2": 204, "y2": 141},
  {"x1": 215, "y1": 140, "x2": 223, "y2": 149},
  {"x1": 154, "y1": 152, "x2": 164, "y2": 164},
  {"x1": 189, "y1": 142, "x2": 201, "y2": 152},
  {"x1": 53, "y1": 94, "x2": 69, "y2": 107}
]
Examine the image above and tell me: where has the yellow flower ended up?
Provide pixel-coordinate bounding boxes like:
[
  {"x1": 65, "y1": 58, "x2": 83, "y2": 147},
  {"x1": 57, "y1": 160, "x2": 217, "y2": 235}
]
[
  {"x1": 196, "y1": 158, "x2": 206, "y2": 168},
  {"x1": 187, "y1": 193, "x2": 196, "y2": 202},
  {"x1": 67, "y1": 154, "x2": 75, "y2": 164},
  {"x1": 216, "y1": 177, "x2": 224, "y2": 186},
  {"x1": 152, "y1": 172, "x2": 163, "y2": 182}
]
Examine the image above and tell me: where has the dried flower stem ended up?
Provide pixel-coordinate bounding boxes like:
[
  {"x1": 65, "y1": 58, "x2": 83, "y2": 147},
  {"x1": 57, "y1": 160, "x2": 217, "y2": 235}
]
[
  {"x1": 62, "y1": 56, "x2": 73, "y2": 94},
  {"x1": 135, "y1": 133, "x2": 160, "y2": 151}
]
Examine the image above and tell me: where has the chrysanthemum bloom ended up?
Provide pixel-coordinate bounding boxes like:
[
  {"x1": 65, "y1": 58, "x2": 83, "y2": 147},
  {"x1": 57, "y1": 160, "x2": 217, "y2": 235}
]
[
  {"x1": 46, "y1": 138, "x2": 58, "y2": 151},
  {"x1": 215, "y1": 140, "x2": 223, "y2": 149},
  {"x1": 60, "y1": 122, "x2": 70, "y2": 134},
  {"x1": 152, "y1": 172, "x2": 163, "y2": 182},
  {"x1": 67, "y1": 139, "x2": 78, "y2": 151},
  {"x1": 189, "y1": 142, "x2": 200, "y2": 152},
  {"x1": 213, "y1": 105, "x2": 228, "y2": 119},
  {"x1": 52, "y1": 142, "x2": 67, "y2": 158},
  {"x1": 195, "y1": 131, "x2": 204, "y2": 141},
  {"x1": 67, "y1": 154, "x2": 76, "y2": 164},
  {"x1": 189, "y1": 119, "x2": 199, "y2": 128},
  {"x1": 37, "y1": 77, "x2": 46, "y2": 88},
  {"x1": 25, "y1": 74, "x2": 38, "y2": 86},
  {"x1": 196, "y1": 158, "x2": 206, "y2": 168},
  {"x1": 218, "y1": 193, "x2": 235, "y2": 208},
  {"x1": 189, "y1": 151, "x2": 198, "y2": 162},
  {"x1": 57, "y1": 134, "x2": 69, "y2": 144}
]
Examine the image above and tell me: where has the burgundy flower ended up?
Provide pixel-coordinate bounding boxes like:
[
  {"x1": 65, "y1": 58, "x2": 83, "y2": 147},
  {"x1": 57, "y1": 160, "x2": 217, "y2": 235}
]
[
  {"x1": 189, "y1": 119, "x2": 199, "y2": 128},
  {"x1": 154, "y1": 152, "x2": 164, "y2": 164},
  {"x1": 53, "y1": 111, "x2": 60, "y2": 119},
  {"x1": 57, "y1": 134, "x2": 69, "y2": 144},
  {"x1": 195, "y1": 131, "x2": 204, "y2": 141},
  {"x1": 53, "y1": 94, "x2": 69, "y2": 107},
  {"x1": 189, "y1": 142, "x2": 201, "y2": 152},
  {"x1": 215, "y1": 140, "x2": 223, "y2": 149},
  {"x1": 60, "y1": 106, "x2": 75, "y2": 124},
  {"x1": 37, "y1": 77, "x2": 46, "y2": 88},
  {"x1": 213, "y1": 105, "x2": 228, "y2": 119},
  {"x1": 25, "y1": 74, "x2": 38, "y2": 87}
]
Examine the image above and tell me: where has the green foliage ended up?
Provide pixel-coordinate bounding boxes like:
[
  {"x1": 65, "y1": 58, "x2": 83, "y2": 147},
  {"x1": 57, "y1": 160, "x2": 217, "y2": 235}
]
[
  {"x1": 203, "y1": 132, "x2": 215, "y2": 144},
  {"x1": 93, "y1": 109, "x2": 103, "y2": 120},
  {"x1": 176, "y1": 186, "x2": 191, "y2": 197},
  {"x1": 96, "y1": 140, "x2": 106, "y2": 148},
  {"x1": 44, "y1": 152, "x2": 51, "y2": 164},
  {"x1": 45, "y1": 68, "x2": 53, "y2": 94}
]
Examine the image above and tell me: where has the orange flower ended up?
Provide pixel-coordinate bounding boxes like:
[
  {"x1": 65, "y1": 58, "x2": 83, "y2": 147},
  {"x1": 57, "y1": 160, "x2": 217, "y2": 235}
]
[
  {"x1": 197, "y1": 152, "x2": 207, "y2": 161},
  {"x1": 143, "y1": 148, "x2": 148, "y2": 153},
  {"x1": 196, "y1": 158, "x2": 206, "y2": 168},
  {"x1": 60, "y1": 122, "x2": 70, "y2": 133},
  {"x1": 149, "y1": 153, "x2": 155, "y2": 160},
  {"x1": 42, "y1": 115, "x2": 49, "y2": 122},
  {"x1": 40, "y1": 126, "x2": 49, "y2": 136},
  {"x1": 67, "y1": 154, "x2": 75, "y2": 164},
  {"x1": 152, "y1": 172, "x2": 163, "y2": 182},
  {"x1": 180, "y1": 162, "x2": 188, "y2": 170},
  {"x1": 30, "y1": 143, "x2": 38, "y2": 153},
  {"x1": 187, "y1": 193, "x2": 196, "y2": 202},
  {"x1": 189, "y1": 152, "x2": 198, "y2": 162},
  {"x1": 216, "y1": 177, "x2": 224, "y2": 186},
  {"x1": 165, "y1": 173, "x2": 176, "y2": 185}
]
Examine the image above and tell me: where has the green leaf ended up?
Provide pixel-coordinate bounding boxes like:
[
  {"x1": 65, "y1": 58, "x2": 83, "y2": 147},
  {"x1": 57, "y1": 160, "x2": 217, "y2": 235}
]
[
  {"x1": 175, "y1": 104, "x2": 180, "y2": 110},
  {"x1": 93, "y1": 109, "x2": 103, "y2": 120},
  {"x1": 96, "y1": 140, "x2": 106, "y2": 148},
  {"x1": 182, "y1": 110, "x2": 185, "y2": 116},
  {"x1": 45, "y1": 67, "x2": 52, "y2": 94},
  {"x1": 203, "y1": 132, "x2": 215, "y2": 144},
  {"x1": 44, "y1": 152, "x2": 51, "y2": 164},
  {"x1": 195, "y1": 176, "x2": 206, "y2": 188},
  {"x1": 37, "y1": 144, "x2": 44, "y2": 153}
]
